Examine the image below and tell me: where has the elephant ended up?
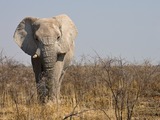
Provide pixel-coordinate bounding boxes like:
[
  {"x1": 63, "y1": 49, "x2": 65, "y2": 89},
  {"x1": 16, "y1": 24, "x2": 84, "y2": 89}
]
[{"x1": 13, "y1": 14, "x2": 78, "y2": 103}]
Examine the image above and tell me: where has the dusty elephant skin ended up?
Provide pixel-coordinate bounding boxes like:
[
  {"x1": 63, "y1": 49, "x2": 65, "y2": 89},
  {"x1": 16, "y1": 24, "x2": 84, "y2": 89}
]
[{"x1": 13, "y1": 14, "x2": 78, "y2": 103}]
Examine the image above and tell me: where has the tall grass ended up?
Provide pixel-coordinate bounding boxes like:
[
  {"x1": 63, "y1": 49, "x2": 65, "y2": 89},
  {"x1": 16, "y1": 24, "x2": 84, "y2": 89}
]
[{"x1": 0, "y1": 51, "x2": 160, "y2": 120}]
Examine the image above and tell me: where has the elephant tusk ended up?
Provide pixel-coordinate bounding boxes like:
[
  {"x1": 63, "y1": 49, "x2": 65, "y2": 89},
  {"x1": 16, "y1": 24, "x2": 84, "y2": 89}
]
[{"x1": 33, "y1": 54, "x2": 38, "y2": 58}]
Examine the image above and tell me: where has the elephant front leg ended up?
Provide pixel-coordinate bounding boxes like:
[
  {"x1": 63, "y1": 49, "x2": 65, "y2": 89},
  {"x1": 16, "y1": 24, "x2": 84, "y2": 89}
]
[
  {"x1": 37, "y1": 72, "x2": 49, "y2": 103},
  {"x1": 31, "y1": 58, "x2": 47, "y2": 103},
  {"x1": 45, "y1": 75, "x2": 60, "y2": 103},
  {"x1": 45, "y1": 65, "x2": 65, "y2": 103}
]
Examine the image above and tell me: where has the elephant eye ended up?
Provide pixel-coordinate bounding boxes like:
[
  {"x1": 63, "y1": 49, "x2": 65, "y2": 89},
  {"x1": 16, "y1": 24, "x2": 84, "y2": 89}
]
[
  {"x1": 35, "y1": 38, "x2": 38, "y2": 41},
  {"x1": 57, "y1": 36, "x2": 60, "y2": 40},
  {"x1": 34, "y1": 35, "x2": 39, "y2": 41}
]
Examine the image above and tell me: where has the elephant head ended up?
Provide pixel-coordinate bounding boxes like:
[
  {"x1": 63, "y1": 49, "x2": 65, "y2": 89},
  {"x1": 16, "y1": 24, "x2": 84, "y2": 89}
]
[{"x1": 13, "y1": 14, "x2": 78, "y2": 102}]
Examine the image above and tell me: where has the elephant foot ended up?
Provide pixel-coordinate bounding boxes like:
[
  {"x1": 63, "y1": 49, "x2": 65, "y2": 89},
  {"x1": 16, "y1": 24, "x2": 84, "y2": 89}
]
[
  {"x1": 44, "y1": 97, "x2": 61, "y2": 106},
  {"x1": 47, "y1": 95, "x2": 61, "y2": 104}
]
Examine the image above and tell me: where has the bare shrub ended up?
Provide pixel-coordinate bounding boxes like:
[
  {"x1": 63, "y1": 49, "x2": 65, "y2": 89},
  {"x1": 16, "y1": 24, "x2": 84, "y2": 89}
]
[
  {"x1": 0, "y1": 51, "x2": 36, "y2": 117},
  {"x1": 0, "y1": 51, "x2": 160, "y2": 119},
  {"x1": 62, "y1": 56, "x2": 160, "y2": 119}
]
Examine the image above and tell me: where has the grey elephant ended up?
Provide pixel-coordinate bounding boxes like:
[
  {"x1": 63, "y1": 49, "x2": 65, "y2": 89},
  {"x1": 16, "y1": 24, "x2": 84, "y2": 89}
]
[{"x1": 13, "y1": 14, "x2": 78, "y2": 103}]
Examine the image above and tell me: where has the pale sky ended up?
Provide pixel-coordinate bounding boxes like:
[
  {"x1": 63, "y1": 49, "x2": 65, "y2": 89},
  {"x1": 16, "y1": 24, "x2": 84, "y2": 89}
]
[{"x1": 1, "y1": 0, "x2": 160, "y2": 64}]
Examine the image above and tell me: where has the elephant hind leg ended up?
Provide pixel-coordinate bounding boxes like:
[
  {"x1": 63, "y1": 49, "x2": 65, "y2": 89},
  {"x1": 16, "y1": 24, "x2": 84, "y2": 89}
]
[
  {"x1": 57, "y1": 69, "x2": 67, "y2": 99},
  {"x1": 59, "y1": 69, "x2": 66, "y2": 84}
]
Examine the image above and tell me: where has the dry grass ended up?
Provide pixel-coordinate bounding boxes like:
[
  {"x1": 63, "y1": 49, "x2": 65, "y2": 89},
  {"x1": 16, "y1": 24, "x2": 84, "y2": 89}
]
[{"x1": 0, "y1": 52, "x2": 160, "y2": 120}]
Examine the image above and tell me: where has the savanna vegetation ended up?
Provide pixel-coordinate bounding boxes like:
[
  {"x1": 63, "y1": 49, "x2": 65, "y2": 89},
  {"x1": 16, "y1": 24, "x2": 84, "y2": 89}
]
[{"x1": 0, "y1": 51, "x2": 160, "y2": 120}]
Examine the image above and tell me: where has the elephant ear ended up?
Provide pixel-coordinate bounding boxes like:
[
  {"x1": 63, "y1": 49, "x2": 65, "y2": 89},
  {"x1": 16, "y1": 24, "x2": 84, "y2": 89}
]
[
  {"x1": 54, "y1": 14, "x2": 78, "y2": 53},
  {"x1": 13, "y1": 17, "x2": 38, "y2": 56}
]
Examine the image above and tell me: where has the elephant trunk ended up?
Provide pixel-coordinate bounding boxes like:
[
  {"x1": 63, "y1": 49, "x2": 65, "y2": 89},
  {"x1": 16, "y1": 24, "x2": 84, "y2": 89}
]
[
  {"x1": 42, "y1": 46, "x2": 56, "y2": 70},
  {"x1": 40, "y1": 37, "x2": 57, "y2": 71},
  {"x1": 41, "y1": 44, "x2": 60, "y2": 102}
]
